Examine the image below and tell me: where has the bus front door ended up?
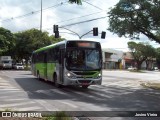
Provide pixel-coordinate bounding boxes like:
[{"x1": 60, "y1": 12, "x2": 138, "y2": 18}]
[
  {"x1": 59, "y1": 49, "x2": 64, "y2": 83},
  {"x1": 44, "y1": 53, "x2": 47, "y2": 80}
]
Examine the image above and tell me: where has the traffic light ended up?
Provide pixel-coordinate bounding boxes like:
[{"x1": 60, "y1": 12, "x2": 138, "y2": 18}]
[
  {"x1": 93, "y1": 27, "x2": 98, "y2": 36},
  {"x1": 55, "y1": 31, "x2": 59, "y2": 38},
  {"x1": 53, "y1": 25, "x2": 59, "y2": 38},
  {"x1": 53, "y1": 25, "x2": 58, "y2": 33},
  {"x1": 101, "y1": 31, "x2": 106, "y2": 39}
]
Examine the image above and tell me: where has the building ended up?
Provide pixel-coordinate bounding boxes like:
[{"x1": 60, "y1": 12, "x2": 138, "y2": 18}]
[
  {"x1": 102, "y1": 48, "x2": 124, "y2": 69},
  {"x1": 123, "y1": 52, "x2": 136, "y2": 69},
  {"x1": 102, "y1": 48, "x2": 158, "y2": 70}
]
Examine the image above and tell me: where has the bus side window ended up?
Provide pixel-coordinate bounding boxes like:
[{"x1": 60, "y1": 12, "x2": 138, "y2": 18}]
[
  {"x1": 36, "y1": 53, "x2": 39, "y2": 63},
  {"x1": 47, "y1": 49, "x2": 52, "y2": 62},
  {"x1": 52, "y1": 48, "x2": 56, "y2": 62}
]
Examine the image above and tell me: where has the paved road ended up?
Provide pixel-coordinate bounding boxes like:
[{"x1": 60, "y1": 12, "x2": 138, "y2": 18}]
[{"x1": 0, "y1": 70, "x2": 160, "y2": 120}]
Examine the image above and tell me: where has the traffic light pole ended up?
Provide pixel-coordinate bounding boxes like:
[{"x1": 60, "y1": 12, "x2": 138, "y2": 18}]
[
  {"x1": 60, "y1": 27, "x2": 81, "y2": 39},
  {"x1": 54, "y1": 24, "x2": 106, "y2": 39},
  {"x1": 79, "y1": 30, "x2": 93, "y2": 39},
  {"x1": 60, "y1": 27, "x2": 93, "y2": 39}
]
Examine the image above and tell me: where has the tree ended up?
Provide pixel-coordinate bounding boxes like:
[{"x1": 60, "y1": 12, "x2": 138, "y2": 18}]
[
  {"x1": 128, "y1": 41, "x2": 147, "y2": 70},
  {"x1": 156, "y1": 47, "x2": 160, "y2": 69},
  {"x1": 108, "y1": 0, "x2": 160, "y2": 43},
  {"x1": 69, "y1": 0, "x2": 82, "y2": 5},
  {"x1": 143, "y1": 44, "x2": 156, "y2": 70},
  {"x1": 13, "y1": 29, "x2": 63, "y2": 66},
  {"x1": 0, "y1": 27, "x2": 15, "y2": 55}
]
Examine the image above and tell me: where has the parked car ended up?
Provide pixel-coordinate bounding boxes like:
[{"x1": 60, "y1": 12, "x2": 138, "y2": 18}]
[
  {"x1": 13, "y1": 63, "x2": 24, "y2": 70},
  {"x1": 154, "y1": 67, "x2": 159, "y2": 71},
  {"x1": 128, "y1": 66, "x2": 137, "y2": 70}
]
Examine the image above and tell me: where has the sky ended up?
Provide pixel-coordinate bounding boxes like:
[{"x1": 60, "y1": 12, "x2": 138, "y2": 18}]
[{"x1": 0, "y1": 0, "x2": 160, "y2": 51}]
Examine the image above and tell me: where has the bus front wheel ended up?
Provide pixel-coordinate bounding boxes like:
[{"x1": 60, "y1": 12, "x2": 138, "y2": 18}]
[
  {"x1": 82, "y1": 85, "x2": 89, "y2": 89},
  {"x1": 54, "y1": 75, "x2": 60, "y2": 88}
]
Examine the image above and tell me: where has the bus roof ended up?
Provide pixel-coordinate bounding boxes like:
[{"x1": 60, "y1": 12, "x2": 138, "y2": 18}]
[
  {"x1": 33, "y1": 39, "x2": 100, "y2": 53},
  {"x1": 33, "y1": 40, "x2": 65, "y2": 53}
]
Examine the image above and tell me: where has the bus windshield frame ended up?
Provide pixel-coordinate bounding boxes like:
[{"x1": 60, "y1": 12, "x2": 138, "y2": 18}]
[{"x1": 66, "y1": 41, "x2": 102, "y2": 71}]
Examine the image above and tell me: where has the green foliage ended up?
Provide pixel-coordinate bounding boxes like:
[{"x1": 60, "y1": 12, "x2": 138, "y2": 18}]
[
  {"x1": 69, "y1": 0, "x2": 82, "y2": 5},
  {"x1": 128, "y1": 41, "x2": 146, "y2": 60},
  {"x1": 128, "y1": 41, "x2": 156, "y2": 70},
  {"x1": 108, "y1": 0, "x2": 160, "y2": 43},
  {"x1": 0, "y1": 27, "x2": 64, "y2": 64},
  {"x1": 143, "y1": 43, "x2": 156, "y2": 69},
  {"x1": 156, "y1": 47, "x2": 160, "y2": 61},
  {"x1": 44, "y1": 111, "x2": 71, "y2": 120},
  {"x1": 13, "y1": 28, "x2": 63, "y2": 64},
  {"x1": 156, "y1": 47, "x2": 160, "y2": 68},
  {"x1": 0, "y1": 27, "x2": 15, "y2": 55}
]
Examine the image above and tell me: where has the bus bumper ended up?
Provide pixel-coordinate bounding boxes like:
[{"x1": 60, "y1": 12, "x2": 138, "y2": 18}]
[{"x1": 63, "y1": 77, "x2": 102, "y2": 86}]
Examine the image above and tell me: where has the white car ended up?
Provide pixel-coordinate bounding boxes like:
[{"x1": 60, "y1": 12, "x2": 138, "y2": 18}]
[
  {"x1": 128, "y1": 66, "x2": 137, "y2": 70},
  {"x1": 14, "y1": 63, "x2": 24, "y2": 70},
  {"x1": 154, "y1": 67, "x2": 159, "y2": 71}
]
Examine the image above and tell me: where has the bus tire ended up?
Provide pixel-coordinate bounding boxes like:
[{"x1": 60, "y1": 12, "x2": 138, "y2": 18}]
[
  {"x1": 54, "y1": 74, "x2": 60, "y2": 88},
  {"x1": 82, "y1": 85, "x2": 89, "y2": 89},
  {"x1": 37, "y1": 71, "x2": 41, "y2": 81}
]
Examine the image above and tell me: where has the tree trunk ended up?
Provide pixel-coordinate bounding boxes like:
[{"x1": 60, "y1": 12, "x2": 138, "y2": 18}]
[
  {"x1": 146, "y1": 60, "x2": 149, "y2": 70},
  {"x1": 136, "y1": 61, "x2": 143, "y2": 70}
]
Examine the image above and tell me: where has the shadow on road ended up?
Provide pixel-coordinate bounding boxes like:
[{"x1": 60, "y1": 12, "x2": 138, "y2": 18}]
[{"x1": 14, "y1": 77, "x2": 160, "y2": 112}]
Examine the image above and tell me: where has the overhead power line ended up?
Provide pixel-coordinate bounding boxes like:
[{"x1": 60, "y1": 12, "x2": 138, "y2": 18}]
[
  {"x1": 32, "y1": 10, "x2": 106, "y2": 30},
  {"x1": 0, "y1": 1, "x2": 68, "y2": 23},
  {"x1": 45, "y1": 16, "x2": 107, "y2": 31},
  {"x1": 14, "y1": 11, "x2": 106, "y2": 33},
  {"x1": 83, "y1": 1, "x2": 104, "y2": 11},
  {"x1": 60, "y1": 16, "x2": 107, "y2": 28},
  {"x1": 56, "y1": 11, "x2": 106, "y2": 24}
]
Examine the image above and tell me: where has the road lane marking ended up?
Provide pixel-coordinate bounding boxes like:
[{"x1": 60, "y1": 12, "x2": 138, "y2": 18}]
[
  {"x1": 0, "y1": 86, "x2": 18, "y2": 89},
  {"x1": 3, "y1": 98, "x2": 27, "y2": 101},
  {"x1": 17, "y1": 106, "x2": 42, "y2": 111},
  {"x1": 51, "y1": 89, "x2": 71, "y2": 96},
  {"x1": 35, "y1": 100, "x2": 59, "y2": 111},
  {"x1": 60, "y1": 101, "x2": 78, "y2": 108},
  {"x1": 0, "y1": 82, "x2": 10, "y2": 85},
  {"x1": 0, "y1": 101, "x2": 35, "y2": 107},
  {"x1": 0, "y1": 88, "x2": 20, "y2": 91}
]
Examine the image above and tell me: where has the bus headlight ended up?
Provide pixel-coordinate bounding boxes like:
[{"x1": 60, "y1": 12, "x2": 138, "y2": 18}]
[
  {"x1": 66, "y1": 72, "x2": 76, "y2": 79},
  {"x1": 94, "y1": 73, "x2": 102, "y2": 79},
  {"x1": 98, "y1": 73, "x2": 102, "y2": 77},
  {"x1": 67, "y1": 73, "x2": 71, "y2": 77}
]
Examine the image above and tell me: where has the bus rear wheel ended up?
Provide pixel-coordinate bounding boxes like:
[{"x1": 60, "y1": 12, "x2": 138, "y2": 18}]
[
  {"x1": 37, "y1": 72, "x2": 41, "y2": 81},
  {"x1": 37, "y1": 71, "x2": 42, "y2": 81}
]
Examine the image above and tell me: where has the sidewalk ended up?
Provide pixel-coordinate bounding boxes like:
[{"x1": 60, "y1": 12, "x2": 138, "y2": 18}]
[
  {"x1": 102, "y1": 69, "x2": 160, "y2": 90},
  {"x1": 141, "y1": 82, "x2": 160, "y2": 90}
]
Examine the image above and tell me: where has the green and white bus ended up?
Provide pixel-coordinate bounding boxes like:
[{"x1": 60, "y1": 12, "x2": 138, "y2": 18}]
[{"x1": 31, "y1": 40, "x2": 102, "y2": 88}]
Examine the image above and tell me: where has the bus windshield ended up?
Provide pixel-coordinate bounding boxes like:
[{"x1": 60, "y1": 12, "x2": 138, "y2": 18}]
[{"x1": 66, "y1": 49, "x2": 101, "y2": 71}]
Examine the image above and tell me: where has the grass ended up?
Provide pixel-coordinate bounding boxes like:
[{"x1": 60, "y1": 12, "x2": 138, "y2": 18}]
[
  {"x1": 0, "y1": 109, "x2": 72, "y2": 120},
  {"x1": 43, "y1": 111, "x2": 72, "y2": 120},
  {"x1": 141, "y1": 82, "x2": 160, "y2": 90},
  {"x1": 0, "y1": 108, "x2": 14, "y2": 111}
]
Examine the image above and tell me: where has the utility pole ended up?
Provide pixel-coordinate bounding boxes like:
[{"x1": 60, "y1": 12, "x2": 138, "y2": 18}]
[{"x1": 40, "y1": 0, "x2": 42, "y2": 31}]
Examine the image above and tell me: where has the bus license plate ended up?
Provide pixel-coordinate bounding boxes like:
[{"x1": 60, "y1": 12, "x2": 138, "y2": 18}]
[{"x1": 82, "y1": 83, "x2": 89, "y2": 85}]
